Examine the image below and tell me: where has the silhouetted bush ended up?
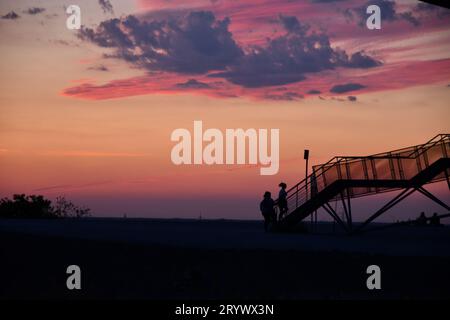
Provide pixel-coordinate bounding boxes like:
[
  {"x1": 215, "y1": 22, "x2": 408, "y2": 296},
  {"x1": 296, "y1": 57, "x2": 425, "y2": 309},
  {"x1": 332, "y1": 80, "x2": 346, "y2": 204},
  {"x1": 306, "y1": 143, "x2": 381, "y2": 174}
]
[
  {"x1": 53, "y1": 196, "x2": 91, "y2": 218},
  {"x1": 0, "y1": 194, "x2": 91, "y2": 219}
]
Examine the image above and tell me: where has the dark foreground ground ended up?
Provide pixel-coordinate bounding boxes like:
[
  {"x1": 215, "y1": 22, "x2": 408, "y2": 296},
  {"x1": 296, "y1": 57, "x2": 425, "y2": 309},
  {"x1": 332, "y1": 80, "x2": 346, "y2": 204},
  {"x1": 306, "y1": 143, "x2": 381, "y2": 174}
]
[{"x1": 1, "y1": 218, "x2": 449, "y2": 299}]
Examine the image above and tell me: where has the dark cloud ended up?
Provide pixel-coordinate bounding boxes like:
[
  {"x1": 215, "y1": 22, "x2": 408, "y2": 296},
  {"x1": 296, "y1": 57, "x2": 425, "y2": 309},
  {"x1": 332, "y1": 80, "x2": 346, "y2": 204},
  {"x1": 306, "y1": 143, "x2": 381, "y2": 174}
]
[
  {"x1": 307, "y1": 89, "x2": 321, "y2": 95},
  {"x1": 330, "y1": 83, "x2": 366, "y2": 93},
  {"x1": 310, "y1": 0, "x2": 346, "y2": 3},
  {"x1": 279, "y1": 14, "x2": 308, "y2": 34},
  {"x1": 78, "y1": 12, "x2": 380, "y2": 89},
  {"x1": 98, "y1": 0, "x2": 114, "y2": 14},
  {"x1": 175, "y1": 79, "x2": 211, "y2": 89},
  {"x1": 415, "y1": 2, "x2": 450, "y2": 19},
  {"x1": 347, "y1": 95, "x2": 357, "y2": 102},
  {"x1": 24, "y1": 7, "x2": 46, "y2": 15},
  {"x1": 265, "y1": 92, "x2": 303, "y2": 101},
  {"x1": 346, "y1": 0, "x2": 420, "y2": 27},
  {"x1": 213, "y1": 16, "x2": 380, "y2": 87},
  {"x1": 399, "y1": 11, "x2": 420, "y2": 27},
  {"x1": 78, "y1": 12, "x2": 243, "y2": 74},
  {"x1": 51, "y1": 39, "x2": 70, "y2": 46},
  {"x1": 88, "y1": 64, "x2": 109, "y2": 72},
  {"x1": 50, "y1": 39, "x2": 80, "y2": 47},
  {"x1": 1, "y1": 11, "x2": 20, "y2": 20},
  {"x1": 346, "y1": 51, "x2": 382, "y2": 68}
]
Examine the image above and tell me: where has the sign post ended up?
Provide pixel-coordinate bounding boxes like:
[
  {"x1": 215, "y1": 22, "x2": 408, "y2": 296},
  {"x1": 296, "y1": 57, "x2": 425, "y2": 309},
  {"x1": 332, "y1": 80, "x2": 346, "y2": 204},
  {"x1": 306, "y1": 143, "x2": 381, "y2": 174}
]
[
  {"x1": 304, "y1": 149, "x2": 309, "y2": 199},
  {"x1": 304, "y1": 149, "x2": 312, "y2": 225}
]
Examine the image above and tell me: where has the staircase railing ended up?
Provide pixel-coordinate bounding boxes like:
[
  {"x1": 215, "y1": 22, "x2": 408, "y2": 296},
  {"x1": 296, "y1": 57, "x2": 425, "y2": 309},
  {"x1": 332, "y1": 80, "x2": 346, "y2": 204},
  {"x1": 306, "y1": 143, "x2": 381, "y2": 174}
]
[{"x1": 276, "y1": 134, "x2": 450, "y2": 220}]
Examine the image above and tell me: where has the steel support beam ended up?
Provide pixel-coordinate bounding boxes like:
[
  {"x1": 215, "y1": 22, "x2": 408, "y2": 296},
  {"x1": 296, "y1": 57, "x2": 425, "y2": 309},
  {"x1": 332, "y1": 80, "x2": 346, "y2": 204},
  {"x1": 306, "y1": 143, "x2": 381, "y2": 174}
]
[
  {"x1": 416, "y1": 186, "x2": 450, "y2": 211},
  {"x1": 322, "y1": 202, "x2": 349, "y2": 233},
  {"x1": 354, "y1": 188, "x2": 416, "y2": 233}
]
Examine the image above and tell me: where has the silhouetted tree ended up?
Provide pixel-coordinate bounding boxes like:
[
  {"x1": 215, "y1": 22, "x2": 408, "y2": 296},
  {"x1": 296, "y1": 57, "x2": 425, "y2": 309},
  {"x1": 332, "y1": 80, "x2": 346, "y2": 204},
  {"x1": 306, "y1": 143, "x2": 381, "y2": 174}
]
[
  {"x1": 53, "y1": 196, "x2": 91, "y2": 218},
  {"x1": 0, "y1": 194, "x2": 91, "y2": 219}
]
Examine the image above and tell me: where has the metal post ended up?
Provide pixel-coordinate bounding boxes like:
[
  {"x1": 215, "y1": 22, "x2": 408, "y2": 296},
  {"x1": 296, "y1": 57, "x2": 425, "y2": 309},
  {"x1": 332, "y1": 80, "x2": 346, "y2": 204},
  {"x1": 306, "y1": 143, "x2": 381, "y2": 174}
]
[
  {"x1": 304, "y1": 149, "x2": 309, "y2": 198},
  {"x1": 304, "y1": 149, "x2": 310, "y2": 225}
]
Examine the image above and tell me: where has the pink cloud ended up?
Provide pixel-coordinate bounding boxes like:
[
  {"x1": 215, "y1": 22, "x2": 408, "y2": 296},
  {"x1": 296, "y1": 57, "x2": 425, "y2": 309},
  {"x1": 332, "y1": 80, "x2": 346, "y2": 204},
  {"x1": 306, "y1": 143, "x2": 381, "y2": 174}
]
[
  {"x1": 63, "y1": 58, "x2": 450, "y2": 100},
  {"x1": 63, "y1": 0, "x2": 450, "y2": 101},
  {"x1": 136, "y1": 0, "x2": 450, "y2": 44}
]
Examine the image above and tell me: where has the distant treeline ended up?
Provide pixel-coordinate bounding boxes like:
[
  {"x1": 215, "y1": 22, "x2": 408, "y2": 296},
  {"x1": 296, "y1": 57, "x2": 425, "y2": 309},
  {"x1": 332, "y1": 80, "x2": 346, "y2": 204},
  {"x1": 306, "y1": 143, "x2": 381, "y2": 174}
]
[{"x1": 0, "y1": 194, "x2": 90, "y2": 219}]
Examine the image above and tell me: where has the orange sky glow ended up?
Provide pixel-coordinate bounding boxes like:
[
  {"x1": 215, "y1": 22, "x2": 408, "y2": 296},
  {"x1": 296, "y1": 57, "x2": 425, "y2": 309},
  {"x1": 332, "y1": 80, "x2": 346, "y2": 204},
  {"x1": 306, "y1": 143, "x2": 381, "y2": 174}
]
[{"x1": 1, "y1": 0, "x2": 449, "y2": 220}]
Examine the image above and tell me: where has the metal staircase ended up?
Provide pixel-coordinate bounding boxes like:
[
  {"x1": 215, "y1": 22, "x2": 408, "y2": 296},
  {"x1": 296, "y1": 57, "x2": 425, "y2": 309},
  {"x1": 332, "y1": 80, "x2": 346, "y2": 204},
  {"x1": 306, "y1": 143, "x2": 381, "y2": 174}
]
[{"x1": 275, "y1": 134, "x2": 450, "y2": 233}]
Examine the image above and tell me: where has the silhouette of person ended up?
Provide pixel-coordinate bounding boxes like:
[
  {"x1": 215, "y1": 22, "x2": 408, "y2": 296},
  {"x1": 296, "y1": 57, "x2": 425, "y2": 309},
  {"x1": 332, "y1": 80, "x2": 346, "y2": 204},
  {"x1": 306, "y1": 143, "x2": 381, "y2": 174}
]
[
  {"x1": 416, "y1": 211, "x2": 427, "y2": 226},
  {"x1": 278, "y1": 182, "x2": 288, "y2": 221},
  {"x1": 260, "y1": 191, "x2": 276, "y2": 232},
  {"x1": 430, "y1": 212, "x2": 441, "y2": 227}
]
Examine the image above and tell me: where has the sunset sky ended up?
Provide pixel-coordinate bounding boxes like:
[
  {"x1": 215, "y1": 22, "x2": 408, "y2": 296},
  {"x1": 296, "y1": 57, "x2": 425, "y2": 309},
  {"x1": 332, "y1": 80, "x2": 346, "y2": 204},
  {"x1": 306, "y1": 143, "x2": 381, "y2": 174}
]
[{"x1": 1, "y1": 0, "x2": 449, "y2": 221}]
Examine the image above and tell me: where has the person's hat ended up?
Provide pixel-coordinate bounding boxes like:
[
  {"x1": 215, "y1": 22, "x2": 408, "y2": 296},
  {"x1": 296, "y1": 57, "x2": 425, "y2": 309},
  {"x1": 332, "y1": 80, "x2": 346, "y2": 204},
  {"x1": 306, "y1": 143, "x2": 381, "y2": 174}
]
[{"x1": 279, "y1": 182, "x2": 287, "y2": 188}]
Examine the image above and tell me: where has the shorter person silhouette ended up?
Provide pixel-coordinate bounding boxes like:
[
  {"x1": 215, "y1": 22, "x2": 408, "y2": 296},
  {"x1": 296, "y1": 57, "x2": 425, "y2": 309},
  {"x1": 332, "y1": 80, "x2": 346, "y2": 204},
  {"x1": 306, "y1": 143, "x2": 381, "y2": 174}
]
[
  {"x1": 278, "y1": 182, "x2": 288, "y2": 221},
  {"x1": 260, "y1": 191, "x2": 276, "y2": 232},
  {"x1": 416, "y1": 211, "x2": 427, "y2": 226}
]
